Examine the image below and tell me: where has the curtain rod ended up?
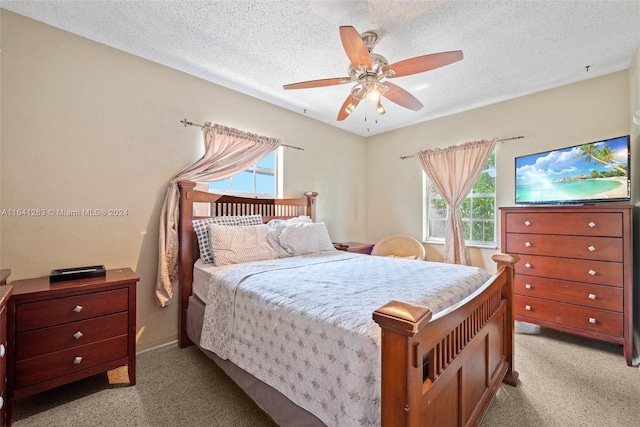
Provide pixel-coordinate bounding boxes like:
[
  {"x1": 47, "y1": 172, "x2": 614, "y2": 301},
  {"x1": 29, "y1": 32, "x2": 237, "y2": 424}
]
[
  {"x1": 180, "y1": 119, "x2": 304, "y2": 151},
  {"x1": 399, "y1": 136, "x2": 524, "y2": 160}
]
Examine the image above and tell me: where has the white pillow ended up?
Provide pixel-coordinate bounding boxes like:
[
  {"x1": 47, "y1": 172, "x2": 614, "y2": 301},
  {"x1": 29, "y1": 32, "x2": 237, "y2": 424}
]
[
  {"x1": 207, "y1": 224, "x2": 277, "y2": 266},
  {"x1": 193, "y1": 215, "x2": 263, "y2": 264},
  {"x1": 277, "y1": 222, "x2": 336, "y2": 256},
  {"x1": 267, "y1": 215, "x2": 313, "y2": 226}
]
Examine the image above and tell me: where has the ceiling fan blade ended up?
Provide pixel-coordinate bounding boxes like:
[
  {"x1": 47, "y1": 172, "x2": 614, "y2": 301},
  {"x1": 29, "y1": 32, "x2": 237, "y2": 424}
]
[
  {"x1": 283, "y1": 77, "x2": 351, "y2": 90},
  {"x1": 339, "y1": 26, "x2": 372, "y2": 69},
  {"x1": 382, "y1": 82, "x2": 423, "y2": 111},
  {"x1": 337, "y1": 94, "x2": 360, "y2": 121},
  {"x1": 383, "y1": 50, "x2": 463, "y2": 78}
]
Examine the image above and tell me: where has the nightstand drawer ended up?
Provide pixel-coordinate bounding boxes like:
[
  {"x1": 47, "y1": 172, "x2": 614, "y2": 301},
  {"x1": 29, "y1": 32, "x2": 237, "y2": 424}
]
[
  {"x1": 16, "y1": 288, "x2": 128, "y2": 332},
  {"x1": 515, "y1": 254, "x2": 623, "y2": 286},
  {"x1": 16, "y1": 312, "x2": 128, "y2": 360},
  {"x1": 504, "y1": 212, "x2": 622, "y2": 236},
  {"x1": 505, "y1": 233, "x2": 622, "y2": 262},
  {"x1": 515, "y1": 296, "x2": 623, "y2": 337},
  {"x1": 16, "y1": 335, "x2": 128, "y2": 389},
  {"x1": 514, "y1": 275, "x2": 623, "y2": 311}
]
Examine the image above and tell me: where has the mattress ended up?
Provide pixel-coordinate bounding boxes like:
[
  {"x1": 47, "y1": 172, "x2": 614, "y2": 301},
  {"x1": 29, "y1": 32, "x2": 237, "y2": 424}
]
[{"x1": 193, "y1": 252, "x2": 492, "y2": 426}]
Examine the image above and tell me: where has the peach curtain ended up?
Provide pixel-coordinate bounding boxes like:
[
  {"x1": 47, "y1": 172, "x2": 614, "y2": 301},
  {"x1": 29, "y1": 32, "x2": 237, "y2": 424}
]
[
  {"x1": 155, "y1": 123, "x2": 281, "y2": 306},
  {"x1": 416, "y1": 139, "x2": 496, "y2": 265}
]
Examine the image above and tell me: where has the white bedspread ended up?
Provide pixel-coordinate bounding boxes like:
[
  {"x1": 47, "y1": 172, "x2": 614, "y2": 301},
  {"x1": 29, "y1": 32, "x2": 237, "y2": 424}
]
[{"x1": 198, "y1": 252, "x2": 492, "y2": 426}]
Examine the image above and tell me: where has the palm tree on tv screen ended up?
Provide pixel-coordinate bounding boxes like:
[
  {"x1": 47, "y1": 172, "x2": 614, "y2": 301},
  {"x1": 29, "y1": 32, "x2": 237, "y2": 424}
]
[{"x1": 575, "y1": 144, "x2": 626, "y2": 175}]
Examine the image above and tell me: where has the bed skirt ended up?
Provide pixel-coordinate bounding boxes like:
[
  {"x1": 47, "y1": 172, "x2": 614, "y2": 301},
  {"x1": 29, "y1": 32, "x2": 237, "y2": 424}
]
[{"x1": 186, "y1": 295, "x2": 325, "y2": 427}]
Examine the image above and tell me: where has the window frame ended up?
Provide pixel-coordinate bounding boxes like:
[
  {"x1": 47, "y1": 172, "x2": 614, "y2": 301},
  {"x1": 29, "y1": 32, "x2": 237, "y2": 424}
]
[
  {"x1": 207, "y1": 148, "x2": 281, "y2": 198},
  {"x1": 423, "y1": 151, "x2": 497, "y2": 248}
]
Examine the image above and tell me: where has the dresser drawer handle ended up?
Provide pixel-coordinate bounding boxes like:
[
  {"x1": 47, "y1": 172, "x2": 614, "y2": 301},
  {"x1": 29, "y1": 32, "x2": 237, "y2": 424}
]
[
  {"x1": 525, "y1": 305, "x2": 532, "y2": 311},
  {"x1": 524, "y1": 221, "x2": 531, "y2": 226},
  {"x1": 588, "y1": 221, "x2": 596, "y2": 228},
  {"x1": 588, "y1": 293, "x2": 596, "y2": 300},
  {"x1": 73, "y1": 305, "x2": 83, "y2": 313},
  {"x1": 588, "y1": 245, "x2": 596, "y2": 252},
  {"x1": 525, "y1": 263, "x2": 532, "y2": 268},
  {"x1": 588, "y1": 317, "x2": 596, "y2": 324},
  {"x1": 0, "y1": 396, "x2": 3, "y2": 410},
  {"x1": 588, "y1": 270, "x2": 596, "y2": 276},
  {"x1": 73, "y1": 331, "x2": 84, "y2": 340},
  {"x1": 525, "y1": 284, "x2": 532, "y2": 290},
  {"x1": 73, "y1": 356, "x2": 83, "y2": 364},
  {"x1": 0, "y1": 344, "x2": 5, "y2": 358},
  {"x1": 525, "y1": 242, "x2": 532, "y2": 247}
]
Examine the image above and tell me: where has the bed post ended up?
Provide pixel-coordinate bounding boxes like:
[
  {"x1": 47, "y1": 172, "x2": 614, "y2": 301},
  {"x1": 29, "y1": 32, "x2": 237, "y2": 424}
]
[
  {"x1": 492, "y1": 253, "x2": 520, "y2": 386},
  {"x1": 178, "y1": 180, "x2": 197, "y2": 348},
  {"x1": 373, "y1": 302, "x2": 432, "y2": 426},
  {"x1": 304, "y1": 191, "x2": 318, "y2": 221}
]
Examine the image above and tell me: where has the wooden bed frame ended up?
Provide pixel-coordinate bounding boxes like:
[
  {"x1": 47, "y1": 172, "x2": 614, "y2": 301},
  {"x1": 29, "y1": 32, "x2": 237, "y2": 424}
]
[{"x1": 177, "y1": 180, "x2": 519, "y2": 426}]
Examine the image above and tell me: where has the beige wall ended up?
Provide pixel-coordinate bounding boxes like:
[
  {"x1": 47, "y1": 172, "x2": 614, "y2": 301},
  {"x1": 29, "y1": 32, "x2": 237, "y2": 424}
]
[
  {"x1": 0, "y1": 11, "x2": 366, "y2": 350},
  {"x1": 365, "y1": 71, "x2": 631, "y2": 271}
]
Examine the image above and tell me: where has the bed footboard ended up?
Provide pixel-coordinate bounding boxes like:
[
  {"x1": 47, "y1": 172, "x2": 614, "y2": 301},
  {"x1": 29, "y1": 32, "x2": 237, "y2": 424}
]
[{"x1": 373, "y1": 254, "x2": 519, "y2": 426}]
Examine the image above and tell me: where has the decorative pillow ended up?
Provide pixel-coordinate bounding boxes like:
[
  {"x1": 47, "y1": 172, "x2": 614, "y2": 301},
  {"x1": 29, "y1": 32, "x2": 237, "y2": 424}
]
[
  {"x1": 193, "y1": 215, "x2": 263, "y2": 264},
  {"x1": 207, "y1": 223, "x2": 277, "y2": 266},
  {"x1": 276, "y1": 222, "x2": 336, "y2": 256}
]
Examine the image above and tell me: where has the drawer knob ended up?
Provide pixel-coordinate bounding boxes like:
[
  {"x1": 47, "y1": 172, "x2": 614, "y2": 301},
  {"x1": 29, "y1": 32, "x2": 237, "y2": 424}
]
[
  {"x1": 0, "y1": 396, "x2": 3, "y2": 410},
  {"x1": 73, "y1": 331, "x2": 84, "y2": 340},
  {"x1": 589, "y1": 317, "x2": 597, "y2": 324},
  {"x1": 525, "y1": 263, "x2": 532, "y2": 268},
  {"x1": 73, "y1": 305, "x2": 83, "y2": 313},
  {"x1": 588, "y1": 293, "x2": 597, "y2": 300},
  {"x1": 525, "y1": 284, "x2": 532, "y2": 290},
  {"x1": 588, "y1": 245, "x2": 596, "y2": 252},
  {"x1": 588, "y1": 221, "x2": 596, "y2": 228},
  {"x1": 73, "y1": 356, "x2": 83, "y2": 364},
  {"x1": 588, "y1": 269, "x2": 596, "y2": 276},
  {"x1": 0, "y1": 344, "x2": 5, "y2": 358},
  {"x1": 525, "y1": 305, "x2": 532, "y2": 311},
  {"x1": 525, "y1": 242, "x2": 532, "y2": 247},
  {"x1": 524, "y1": 220, "x2": 531, "y2": 226}
]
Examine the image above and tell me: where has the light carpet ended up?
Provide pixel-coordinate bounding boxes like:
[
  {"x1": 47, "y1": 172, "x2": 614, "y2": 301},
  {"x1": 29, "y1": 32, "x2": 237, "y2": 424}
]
[{"x1": 13, "y1": 323, "x2": 640, "y2": 426}]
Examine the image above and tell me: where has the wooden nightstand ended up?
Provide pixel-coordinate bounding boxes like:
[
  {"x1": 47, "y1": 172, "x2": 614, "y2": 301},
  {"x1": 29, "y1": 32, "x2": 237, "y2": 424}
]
[
  {"x1": 334, "y1": 242, "x2": 374, "y2": 255},
  {"x1": 5, "y1": 268, "x2": 138, "y2": 425}
]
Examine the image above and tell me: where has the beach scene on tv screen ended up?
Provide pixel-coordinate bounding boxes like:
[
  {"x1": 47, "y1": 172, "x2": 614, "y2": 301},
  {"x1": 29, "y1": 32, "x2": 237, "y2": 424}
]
[{"x1": 515, "y1": 136, "x2": 629, "y2": 203}]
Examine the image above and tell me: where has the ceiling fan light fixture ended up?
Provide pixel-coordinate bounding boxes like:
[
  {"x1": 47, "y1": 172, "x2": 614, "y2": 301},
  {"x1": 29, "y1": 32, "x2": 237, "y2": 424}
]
[{"x1": 377, "y1": 101, "x2": 386, "y2": 115}]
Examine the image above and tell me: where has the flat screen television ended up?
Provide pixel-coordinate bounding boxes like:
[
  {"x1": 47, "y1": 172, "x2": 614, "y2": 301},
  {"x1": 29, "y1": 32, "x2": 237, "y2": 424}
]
[{"x1": 515, "y1": 135, "x2": 630, "y2": 205}]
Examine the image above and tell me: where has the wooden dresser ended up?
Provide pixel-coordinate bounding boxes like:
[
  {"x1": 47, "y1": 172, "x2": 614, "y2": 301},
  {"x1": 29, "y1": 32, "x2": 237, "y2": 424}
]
[
  {"x1": 501, "y1": 206, "x2": 634, "y2": 365},
  {"x1": 5, "y1": 268, "x2": 138, "y2": 425},
  {"x1": 0, "y1": 270, "x2": 13, "y2": 427}
]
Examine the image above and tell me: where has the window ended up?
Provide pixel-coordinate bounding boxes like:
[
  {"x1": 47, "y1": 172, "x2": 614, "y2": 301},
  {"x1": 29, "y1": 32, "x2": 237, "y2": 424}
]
[
  {"x1": 425, "y1": 151, "x2": 496, "y2": 246},
  {"x1": 208, "y1": 150, "x2": 278, "y2": 197}
]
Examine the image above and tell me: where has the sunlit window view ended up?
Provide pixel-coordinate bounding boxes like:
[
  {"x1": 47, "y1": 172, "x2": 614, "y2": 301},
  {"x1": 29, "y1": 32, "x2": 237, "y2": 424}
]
[
  {"x1": 425, "y1": 151, "x2": 496, "y2": 246},
  {"x1": 208, "y1": 151, "x2": 276, "y2": 197}
]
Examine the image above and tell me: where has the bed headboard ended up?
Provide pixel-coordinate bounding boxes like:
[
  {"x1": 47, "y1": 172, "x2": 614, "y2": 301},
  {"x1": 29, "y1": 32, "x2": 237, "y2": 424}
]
[{"x1": 177, "y1": 180, "x2": 318, "y2": 347}]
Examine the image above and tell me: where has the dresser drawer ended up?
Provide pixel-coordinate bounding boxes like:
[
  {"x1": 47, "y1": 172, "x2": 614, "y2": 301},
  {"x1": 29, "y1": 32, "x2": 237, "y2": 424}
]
[
  {"x1": 15, "y1": 335, "x2": 128, "y2": 389},
  {"x1": 16, "y1": 288, "x2": 128, "y2": 332},
  {"x1": 16, "y1": 312, "x2": 128, "y2": 360},
  {"x1": 504, "y1": 212, "x2": 622, "y2": 237},
  {"x1": 515, "y1": 254, "x2": 623, "y2": 286},
  {"x1": 515, "y1": 296, "x2": 623, "y2": 337},
  {"x1": 505, "y1": 233, "x2": 622, "y2": 262},
  {"x1": 514, "y1": 275, "x2": 623, "y2": 311}
]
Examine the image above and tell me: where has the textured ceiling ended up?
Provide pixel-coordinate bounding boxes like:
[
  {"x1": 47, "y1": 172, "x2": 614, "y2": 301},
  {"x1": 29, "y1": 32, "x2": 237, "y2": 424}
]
[{"x1": 3, "y1": 0, "x2": 640, "y2": 137}]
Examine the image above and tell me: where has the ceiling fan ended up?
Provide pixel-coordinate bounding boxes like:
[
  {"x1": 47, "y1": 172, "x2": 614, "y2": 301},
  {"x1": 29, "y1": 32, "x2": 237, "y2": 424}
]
[{"x1": 283, "y1": 26, "x2": 463, "y2": 121}]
